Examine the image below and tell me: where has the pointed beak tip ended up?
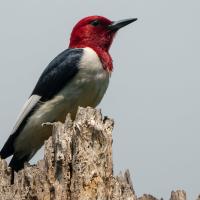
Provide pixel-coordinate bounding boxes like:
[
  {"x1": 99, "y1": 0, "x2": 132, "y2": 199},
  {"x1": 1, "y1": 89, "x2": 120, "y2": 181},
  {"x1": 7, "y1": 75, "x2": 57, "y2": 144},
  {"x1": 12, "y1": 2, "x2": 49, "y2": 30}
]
[
  {"x1": 132, "y1": 18, "x2": 138, "y2": 22},
  {"x1": 127, "y1": 18, "x2": 138, "y2": 24}
]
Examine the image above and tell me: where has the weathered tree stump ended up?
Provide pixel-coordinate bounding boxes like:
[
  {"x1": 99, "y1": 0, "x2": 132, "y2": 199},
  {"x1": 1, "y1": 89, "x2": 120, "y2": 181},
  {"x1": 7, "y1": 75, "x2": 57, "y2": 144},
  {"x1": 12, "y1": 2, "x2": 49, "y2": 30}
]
[{"x1": 0, "y1": 107, "x2": 198, "y2": 199}]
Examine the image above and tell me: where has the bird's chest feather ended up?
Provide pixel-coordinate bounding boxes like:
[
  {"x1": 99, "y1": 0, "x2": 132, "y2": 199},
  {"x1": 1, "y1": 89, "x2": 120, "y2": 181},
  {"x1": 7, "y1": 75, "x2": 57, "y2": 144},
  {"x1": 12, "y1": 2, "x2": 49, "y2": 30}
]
[
  {"x1": 60, "y1": 48, "x2": 109, "y2": 112},
  {"x1": 43, "y1": 47, "x2": 110, "y2": 121}
]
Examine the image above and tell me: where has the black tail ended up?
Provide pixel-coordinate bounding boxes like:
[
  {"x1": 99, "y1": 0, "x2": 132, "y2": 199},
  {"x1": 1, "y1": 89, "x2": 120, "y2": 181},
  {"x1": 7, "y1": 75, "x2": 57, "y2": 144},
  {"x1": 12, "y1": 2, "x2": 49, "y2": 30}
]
[
  {"x1": 9, "y1": 154, "x2": 28, "y2": 172},
  {"x1": 0, "y1": 134, "x2": 15, "y2": 159},
  {"x1": 0, "y1": 135, "x2": 28, "y2": 184},
  {"x1": 9, "y1": 154, "x2": 28, "y2": 184}
]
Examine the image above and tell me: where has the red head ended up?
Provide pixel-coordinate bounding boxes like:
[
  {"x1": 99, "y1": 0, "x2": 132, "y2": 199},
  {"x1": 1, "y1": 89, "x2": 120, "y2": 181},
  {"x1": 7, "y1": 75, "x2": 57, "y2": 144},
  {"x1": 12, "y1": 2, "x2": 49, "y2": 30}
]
[
  {"x1": 69, "y1": 16, "x2": 113, "y2": 51},
  {"x1": 69, "y1": 16, "x2": 137, "y2": 71}
]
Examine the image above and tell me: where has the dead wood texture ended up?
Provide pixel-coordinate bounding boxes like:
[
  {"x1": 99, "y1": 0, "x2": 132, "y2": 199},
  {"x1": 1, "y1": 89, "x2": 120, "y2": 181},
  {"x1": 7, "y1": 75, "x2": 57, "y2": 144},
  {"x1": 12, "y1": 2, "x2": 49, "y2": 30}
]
[{"x1": 0, "y1": 107, "x2": 196, "y2": 200}]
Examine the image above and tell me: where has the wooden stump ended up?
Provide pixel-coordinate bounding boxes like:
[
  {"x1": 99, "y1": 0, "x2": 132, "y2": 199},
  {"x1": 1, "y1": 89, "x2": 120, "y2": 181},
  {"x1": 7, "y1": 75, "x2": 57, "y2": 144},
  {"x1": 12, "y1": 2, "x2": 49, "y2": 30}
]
[{"x1": 0, "y1": 107, "x2": 197, "y2": 199}]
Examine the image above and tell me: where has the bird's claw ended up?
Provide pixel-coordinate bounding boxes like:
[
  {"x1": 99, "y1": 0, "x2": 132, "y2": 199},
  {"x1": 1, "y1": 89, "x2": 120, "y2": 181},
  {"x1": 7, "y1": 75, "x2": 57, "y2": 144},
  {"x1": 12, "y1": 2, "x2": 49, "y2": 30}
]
[{"x1": 41, "y1": 122, "x2": 54, "y2": 127}]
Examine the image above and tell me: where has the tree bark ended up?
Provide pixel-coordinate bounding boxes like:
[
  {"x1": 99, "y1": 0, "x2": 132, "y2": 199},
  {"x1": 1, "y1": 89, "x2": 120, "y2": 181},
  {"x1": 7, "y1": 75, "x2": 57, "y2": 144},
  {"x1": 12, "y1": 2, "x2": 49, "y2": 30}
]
[{"x1": 0, "y1": 107, "x2": 198, "y2": 199}]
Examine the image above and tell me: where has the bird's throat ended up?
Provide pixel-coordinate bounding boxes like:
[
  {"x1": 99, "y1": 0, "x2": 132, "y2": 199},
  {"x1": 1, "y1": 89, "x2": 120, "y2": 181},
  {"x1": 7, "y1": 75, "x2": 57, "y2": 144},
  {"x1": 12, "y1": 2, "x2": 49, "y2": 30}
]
[
  {"x1": 92, "y1": 47, "x2": 113, "y2": 72},
  {"x1": 72, "y1": 44, "x2": 113, "y2": 72}
]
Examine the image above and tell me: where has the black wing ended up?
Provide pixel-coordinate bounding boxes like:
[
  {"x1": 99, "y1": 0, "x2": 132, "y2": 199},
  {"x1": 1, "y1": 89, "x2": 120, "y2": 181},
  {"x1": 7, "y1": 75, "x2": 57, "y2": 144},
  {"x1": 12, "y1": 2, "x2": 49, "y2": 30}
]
[
  {"x1": 0, "y1": 48, "x2": 83, "y2": 159},
  {"x1": 32, "y1": 48, "x2": 83, "y2": 100}
]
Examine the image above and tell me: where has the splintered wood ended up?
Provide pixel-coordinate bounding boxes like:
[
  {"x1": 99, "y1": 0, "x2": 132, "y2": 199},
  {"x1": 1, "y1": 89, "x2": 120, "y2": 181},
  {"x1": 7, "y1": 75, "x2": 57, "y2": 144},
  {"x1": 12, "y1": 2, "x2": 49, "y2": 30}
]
[{"x1": 0, "y1": 107, "x2": 196, "y2": 200}]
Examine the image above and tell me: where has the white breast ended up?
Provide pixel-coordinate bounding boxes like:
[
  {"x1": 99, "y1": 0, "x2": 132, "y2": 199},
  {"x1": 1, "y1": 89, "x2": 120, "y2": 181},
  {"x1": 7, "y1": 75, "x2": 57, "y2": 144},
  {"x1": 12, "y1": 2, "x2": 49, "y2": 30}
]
[
  {"x1": 14, "y1": 47, "x2": 110, "y2": 158},
  {"x1": 60, "y1": 47, "x2": 110, "y2": 111}
]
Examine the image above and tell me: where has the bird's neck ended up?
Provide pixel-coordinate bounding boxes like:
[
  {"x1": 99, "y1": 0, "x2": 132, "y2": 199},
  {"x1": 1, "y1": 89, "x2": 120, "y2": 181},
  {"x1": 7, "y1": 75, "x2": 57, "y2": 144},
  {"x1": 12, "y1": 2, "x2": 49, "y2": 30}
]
[
  {"x1": 91, "y1": 46, "x2": 113, "y2": 72},
  {"x1": 70, "y1": 44, "x2": 113, "y2": 72}
]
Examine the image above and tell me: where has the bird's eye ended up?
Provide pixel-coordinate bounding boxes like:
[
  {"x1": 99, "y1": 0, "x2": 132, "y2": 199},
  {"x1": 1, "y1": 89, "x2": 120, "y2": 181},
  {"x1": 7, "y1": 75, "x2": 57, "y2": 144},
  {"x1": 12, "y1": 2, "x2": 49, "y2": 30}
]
[{"x1": 90, "y1": 20, "x2": 100, "y2": 26}]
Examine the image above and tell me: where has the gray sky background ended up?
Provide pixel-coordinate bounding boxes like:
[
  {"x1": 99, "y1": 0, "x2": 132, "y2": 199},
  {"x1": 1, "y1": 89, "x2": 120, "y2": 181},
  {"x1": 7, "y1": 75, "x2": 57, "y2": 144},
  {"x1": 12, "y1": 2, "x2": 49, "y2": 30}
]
[{"x1": 0, "y1": 0, "x2": 200, "y2": 199}]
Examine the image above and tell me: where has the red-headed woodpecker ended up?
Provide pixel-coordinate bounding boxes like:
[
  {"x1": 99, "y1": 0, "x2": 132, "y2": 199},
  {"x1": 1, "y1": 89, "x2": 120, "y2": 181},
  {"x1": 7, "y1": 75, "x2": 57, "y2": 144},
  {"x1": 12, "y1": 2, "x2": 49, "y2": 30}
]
[{"x1": 0, "y1": 16, "x2": 137, "y2": 172}]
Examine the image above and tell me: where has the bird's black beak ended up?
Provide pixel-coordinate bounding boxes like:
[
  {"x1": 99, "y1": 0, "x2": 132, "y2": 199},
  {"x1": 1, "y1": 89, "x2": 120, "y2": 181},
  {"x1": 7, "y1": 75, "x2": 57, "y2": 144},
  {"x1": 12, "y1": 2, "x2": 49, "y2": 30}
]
[{"x1": 108, "y1": 18, "x2": 137, "y2": 32}]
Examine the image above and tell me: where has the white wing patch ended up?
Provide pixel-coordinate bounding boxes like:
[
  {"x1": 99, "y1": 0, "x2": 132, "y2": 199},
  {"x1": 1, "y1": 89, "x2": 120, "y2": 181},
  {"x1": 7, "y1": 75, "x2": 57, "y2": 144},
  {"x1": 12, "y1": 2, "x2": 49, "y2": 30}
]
[{"x1": 12, "y1": 95, "x2": 41, "y2": 134}]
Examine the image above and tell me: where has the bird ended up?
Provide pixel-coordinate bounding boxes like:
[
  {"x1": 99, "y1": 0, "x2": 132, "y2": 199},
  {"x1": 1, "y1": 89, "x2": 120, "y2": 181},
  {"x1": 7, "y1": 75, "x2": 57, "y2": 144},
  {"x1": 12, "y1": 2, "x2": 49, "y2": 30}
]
[{"x1": 0, "y1": 16, "x2": 137, "y2": 173}]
